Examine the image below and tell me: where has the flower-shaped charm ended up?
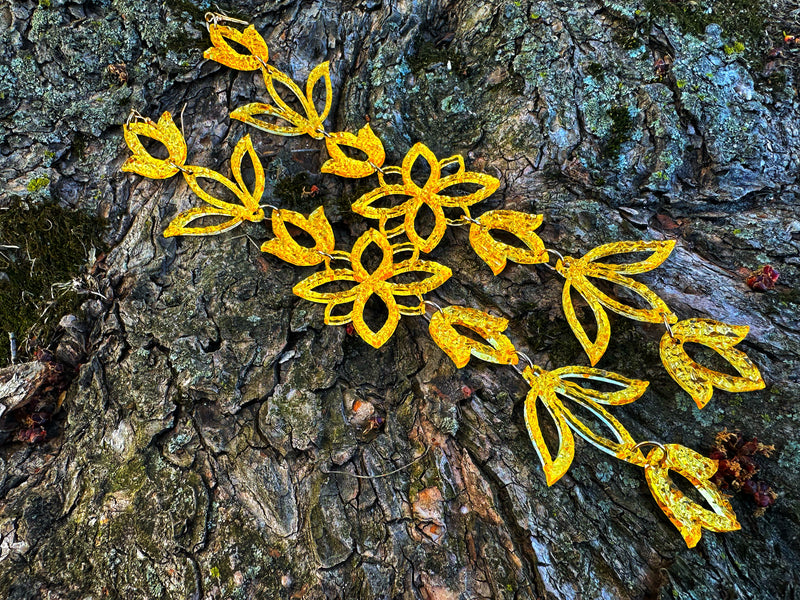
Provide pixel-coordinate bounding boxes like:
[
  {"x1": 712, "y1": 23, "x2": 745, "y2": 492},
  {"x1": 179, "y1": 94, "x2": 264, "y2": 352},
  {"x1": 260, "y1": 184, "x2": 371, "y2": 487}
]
[
  {"x1": 660, "y1": 318, "x2": 765, "y2": 408},
  {"x1": 231, "y1": 63, "x2": 332, "y2": 140},
  {"x1": 261, "y1": 207, "x2": 335, "y2": 266},
  {"x1": 469, "y1": 210, "x2": 548, "y2": 275},
  {"x1": 642, "y1": 443, "x2": 740, "y2": 548},
  {"x1": 523, "y1": 365, "x2": 647, "y2": 485},
  {"x1": 163, "y1": 134, "x2": 266, "y2": 237},
  {"x1": 122, "y1": 111, "x2": 187, "y2": 179},
  {"x1": 428, "y1": 305, "x2": 518, "y2": 368},
  {"x1": 293, "y1": 229, "x2": 452, "y2": 348},
  {"x1": 321, "y1": 124, "x2": 386, "y2": 179},
  {"x1": 352, "y1": 143, "x2": 499, "y2": 252},
  {"x1": 556, "y1": 240, "x2": 677, "y2": 365},
  {"x1": 205, "y1": 22, "x2": 270, "y2": 71}
]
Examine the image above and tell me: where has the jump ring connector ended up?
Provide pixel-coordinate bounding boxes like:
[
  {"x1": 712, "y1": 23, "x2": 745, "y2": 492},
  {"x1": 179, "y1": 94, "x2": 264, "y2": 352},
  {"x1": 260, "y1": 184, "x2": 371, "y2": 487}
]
[
  {"x1": 170, "y1": 162, "x2": 191, "y2": 174},
  {"x1": 260, "y1": 204, "x2": 280, "y2": 211},
  {"x1": 368, "y1": 161, "x2": 387, "y2": 175},
  {"x1": 126, "y1": 109, "x2": 146, "y2": 125},
  {"x1": 423, "y1": 299, "x2": 443, "y2": 314},
  {"x1": 315, "y1": 128, "x2": 332, "y2": 139},
  {"x1": 661, "y1": 312, "x2": 675, "y2": 339},
  {"x1": 516, "y1": 351, "x2": 535, "y2": 370},
  {"x1": 256, "y1": 56, "x2": 274, "y2": 75},
  {"x1": 633, "y1": 441, "x2": 669, "y2": 467}
]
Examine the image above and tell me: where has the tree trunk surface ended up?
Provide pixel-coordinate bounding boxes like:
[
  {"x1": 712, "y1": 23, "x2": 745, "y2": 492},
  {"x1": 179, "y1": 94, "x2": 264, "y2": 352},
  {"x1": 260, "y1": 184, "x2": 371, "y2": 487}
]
[{"x1": 1, "y1": 0, "x2": 799, "y2": 598}]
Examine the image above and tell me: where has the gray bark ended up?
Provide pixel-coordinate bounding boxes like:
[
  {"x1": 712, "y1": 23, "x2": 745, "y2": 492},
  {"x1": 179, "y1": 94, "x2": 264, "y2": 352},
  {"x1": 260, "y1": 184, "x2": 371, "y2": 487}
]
[{"x1": 1, "y1": 0, "x2": 799, "y2": 598}]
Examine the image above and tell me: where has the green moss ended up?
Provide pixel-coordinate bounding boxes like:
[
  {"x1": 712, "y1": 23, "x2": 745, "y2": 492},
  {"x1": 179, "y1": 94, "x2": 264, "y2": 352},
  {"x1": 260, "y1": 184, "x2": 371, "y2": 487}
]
[
  {"x1": 26, "y1": 175, "x2": 50, "y2": 193},
  {"x1": 0, "y1": 199, "x2": 106, "y2": 363},
  {"x1": 724, "y1": 41, "x2": 746, "y2": 55},
  {"x1": 602, "y1": 106, "x2": 634, "y2": 162},
  {"x1": 407, "y1": 41, "x2": 464, "y2": 75},
  {"x1": 585, "y1": 62, "x2": 605, "y2": 79},
  {"x1": 38, "y1": 0, "x2": 51, "y2": 7},
  {"x1": 644, "y1": 0, "x2": 766, "y2": 63}
]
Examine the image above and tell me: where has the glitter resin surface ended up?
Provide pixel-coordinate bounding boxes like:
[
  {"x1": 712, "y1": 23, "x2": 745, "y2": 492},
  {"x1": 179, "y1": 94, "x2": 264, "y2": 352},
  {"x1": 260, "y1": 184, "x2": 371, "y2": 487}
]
[
  {"x1": 164, "y1": 134, "x2": 266, "y2": 237},
  {"x1": 261, "y1": 207, "x2": 336, "y2": 266},
  {"x1": 643, "y1": 444, "x2": 741, "y2": 548},
  {"x1": 522, "y1": 365, "x2": 647, "y2": 485},
  {"x1": 555, "y1": 240, "x2": 677, "y2": 365},
  {"x1": 292, "y1": 229, "x2": 452, "y2": 348},
  {"x1": 321, "y1": 124, "x2": 386, "y2": 179},
  {"x1": 468, "y1": 210, "x2": 549, "y2": 275},
  {"x1": 660, "y1": 318, "x2": 766, "y2": 408},
  {"x1": 428, "y1": 305, "x2": 519, "y2": 368},
  {"x1": 352, "y1": 143, "x2": 500, "y2": 252},
  {"x1": 121, "y1": 111, "x2": 188, "y2": 180}
]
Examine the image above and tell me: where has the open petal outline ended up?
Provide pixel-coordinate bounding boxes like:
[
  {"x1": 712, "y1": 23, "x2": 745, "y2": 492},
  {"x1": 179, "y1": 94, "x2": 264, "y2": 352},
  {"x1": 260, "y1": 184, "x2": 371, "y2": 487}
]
[
  {"x1": 660, "y1": 318, "x2": 765, "y2": 408},
  {"x1": 556, "y1": 240, "x2": 677, "y2": 365}
]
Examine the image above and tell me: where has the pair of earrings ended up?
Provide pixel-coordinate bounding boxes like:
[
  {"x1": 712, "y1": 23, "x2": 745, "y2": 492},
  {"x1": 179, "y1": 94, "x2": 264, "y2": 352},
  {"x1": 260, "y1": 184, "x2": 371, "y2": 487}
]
[{"x1": 120, "y1": 12, "x2": 767, "y2": 547}]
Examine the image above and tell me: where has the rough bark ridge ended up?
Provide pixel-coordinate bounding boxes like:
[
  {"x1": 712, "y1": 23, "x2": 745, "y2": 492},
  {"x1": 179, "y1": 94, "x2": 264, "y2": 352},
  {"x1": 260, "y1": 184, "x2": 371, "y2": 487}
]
[{"x1": 1, "y1": 0, "x2": 799, "y2": 598}]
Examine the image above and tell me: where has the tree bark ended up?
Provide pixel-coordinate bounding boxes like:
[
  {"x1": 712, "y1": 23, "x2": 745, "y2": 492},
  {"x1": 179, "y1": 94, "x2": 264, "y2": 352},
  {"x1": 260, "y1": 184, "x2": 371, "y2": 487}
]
[{"x1": 1, "y1": 0, "x2": 799, "y2": 598}]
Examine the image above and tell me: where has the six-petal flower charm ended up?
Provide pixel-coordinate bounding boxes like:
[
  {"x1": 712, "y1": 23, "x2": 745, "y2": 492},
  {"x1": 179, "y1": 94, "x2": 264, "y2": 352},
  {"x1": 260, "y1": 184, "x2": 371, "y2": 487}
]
[
  {"x1": 293, "y1": 229, "x2": 452, "y2": 348},
  {"x1": 352, "y1": 143, "x2": 500, "y2": 252}
]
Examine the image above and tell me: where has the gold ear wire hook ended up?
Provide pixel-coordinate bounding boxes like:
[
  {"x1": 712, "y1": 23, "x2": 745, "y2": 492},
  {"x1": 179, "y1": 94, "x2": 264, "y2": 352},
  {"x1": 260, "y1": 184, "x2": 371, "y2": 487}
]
[
  {"x1": 126, "y1": 109, "x2": 146, "y2": 125},
  {"x1": 204, "y1": 11, "x2": 250, "y2": 26}
]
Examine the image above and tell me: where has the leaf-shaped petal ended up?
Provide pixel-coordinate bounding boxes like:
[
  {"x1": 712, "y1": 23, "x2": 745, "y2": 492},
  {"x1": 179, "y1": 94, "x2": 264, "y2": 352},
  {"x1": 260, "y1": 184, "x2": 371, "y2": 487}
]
[
  {"x1": 556, "y1": 241, "x2": 678, "y2": 364},
  {"x1": 204, "y1": 23, "x2": 269, "y2": 71},
  {"x1": 583, "y1": 266, "x2": 677, "y2": 323},
  {"x1": 403, "y1": 200, "x2": 448, "y2": 253},
  {"x1": 643, "y1": 444, "x2": 740, "y2": 548},
  {"x1": 321, "y1": 124, "x2": 386, "y2": 178},
  {"x1": 231, "y1": 102, "x2": 308, "y2": 137},
  {"x1": 122, "y1": 111, "x2": 187, "y2": 179},
  {"x1": 351, "y1": 185, "x2": 417, "y2": 220},
  {"x1": 181, "y1": 165, "x2": 265, "y2": 224},
  {"x1": 230, "y1": 134, "x2": 265, "y2": 210},
  {"x1": 561, "y1": 276, "x2": 612, "y2": 366},
  {"x1": 261, "y1": 207, "x2": 336, "y2": 266},
  {"x1": 243, "y1": 63, "x2": 330, "y2": 139},
  {"x1": 548, "y1": 367, "x2": 644, "y2": 460},
  {"x1": 352, "y1": 283, "x2": 400, "y2": 348},
  {"x1": 293, "y1": 268, "x2": 359, "y2": 304},
  {"x1": 582, "y1": 240, "x2": 676, "y2": 274},
  {"x1": 428, "y1": 305, "x2": 518, "y2": 368},
  {"x1": 470, "y1": 210, "x2": 548, "y2": 275},
  {"x1": 401, "y1": 143, "x2": 441, "y2": 191},
  {"x1": 350, "y1": 229, "x2": 395, "y2": 281},
  {"x1": 304, "y1": 62, "x2": 332, "y2": 135},
  {"x1": 522, "y1": 366, "x2": 575, "y2": 485},
  {"x1": 387, "y1": 258, "x2": 452, "y2": 297},
  {"x1": 431, "y1": 168, "x2": 500, "y2": 208},
  {"x1": 552, "y1": 366, "x2": 648, "y2": 406},
  {"x1": 164, "y1": 207, "x2": 243, "y2": 237},
  {"x1": 660, "y1": 318, "x2": 765, "y2": 409}
]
